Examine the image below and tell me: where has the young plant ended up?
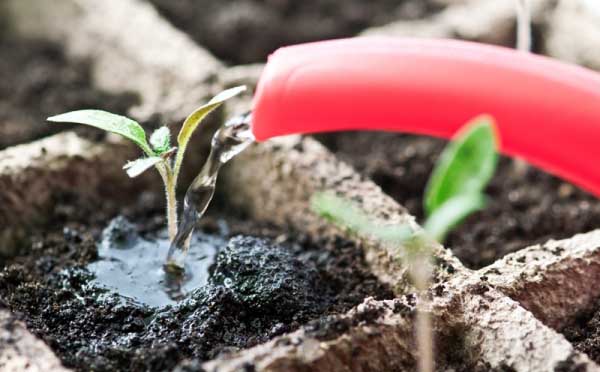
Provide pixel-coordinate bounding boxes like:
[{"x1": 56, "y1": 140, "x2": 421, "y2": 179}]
[
  {"x1": 311, "y1": 115, "x2": 498, "y2": 372},
  {"x1": 423, "y1": 115, "x2": 498, "y2": 242},
  {"x1": 47, "y1": 85, "x2": 246, "y2": 242},
  {"x1": 313, "y1": 115, "x2": 498, "y2": 243}
]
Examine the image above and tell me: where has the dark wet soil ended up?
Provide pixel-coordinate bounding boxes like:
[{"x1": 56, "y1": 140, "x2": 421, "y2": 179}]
[
  {"x1": 562, "y1": 299, "x2": 600, "y2": 365},
  {"x1": 317, "y1": 132, "x2": 600, "y2": 269},
  {"x1": 147, "y1": 0, "x2": 444, "y2": 64},
  {"x1": 0, "y1": 37, "x2": 138, "y2": 149},
  {"x1": 0, "y1": 194, "x2": 392, "y2": 371}
]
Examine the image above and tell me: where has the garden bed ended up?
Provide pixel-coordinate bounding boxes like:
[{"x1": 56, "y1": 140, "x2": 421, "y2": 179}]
[
  {"x1": 4, "y1": 0, "x2": 600, "y2": 371},
  {"x1": 317, "y1": 132, "x2": 600, "y2": 269},
  {"x1": 0, "y1": 189, "x2": 391, "y2": 371}
]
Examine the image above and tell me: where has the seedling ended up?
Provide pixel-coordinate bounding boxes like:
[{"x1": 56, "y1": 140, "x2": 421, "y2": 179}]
[
  {"x1": 47, "y1": 86, "x2": 246, "y2": 243},
  {"x1": 312, "y1": 115, "x2": 498, "y2": 372},
  {"x1": 314, "y1": 115, "x2": 498, "y2": 243}
]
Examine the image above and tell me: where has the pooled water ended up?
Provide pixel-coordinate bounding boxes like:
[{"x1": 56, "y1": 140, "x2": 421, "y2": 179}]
[
  {"x1": 86, "y1": 216, "x2": 225, "y2": 307},
  {"x1": 166, "y1": 113, "x2": 254, "y2": 270}
]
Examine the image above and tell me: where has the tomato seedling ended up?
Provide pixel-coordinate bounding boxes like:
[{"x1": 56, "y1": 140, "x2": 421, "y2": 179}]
[
  {"x1": 312, "y1": 115, "x2": 498, "y2": 372},
  {"x1": 48, "y1": 86, "x2": 246, "y2": 243}
]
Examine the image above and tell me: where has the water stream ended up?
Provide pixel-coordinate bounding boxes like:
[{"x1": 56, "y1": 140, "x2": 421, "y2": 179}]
[{"x1": 165, "y1": 112, "x2": 254, "y2": 271}]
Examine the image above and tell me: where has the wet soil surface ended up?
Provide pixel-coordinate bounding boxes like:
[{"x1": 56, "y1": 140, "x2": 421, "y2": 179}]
[
  {"x1": 562, "y1": 299, "x2": 600, "y2": 364},
  {"x1": 147, "y1": 0, "x2": 444, "y2": 64},
  {"x1": 317, "y1": 132, "x2": 600, "y2": 269},
  {"x1": 0, "y1": 37, "x2": 138, "y2": 149},
  {"x1": 0, "y1": 195, "x2": 392, "y2": 371}
]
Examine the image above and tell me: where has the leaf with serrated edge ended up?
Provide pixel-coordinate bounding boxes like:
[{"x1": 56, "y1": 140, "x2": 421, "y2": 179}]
[
  {"x1": 48, "y1": 110, "x2": 153, "y2": 155},
  {"x1": 123, "y1": 157, "x2": 164, "y2": 178},
  {"x1": 150, "y1": 126, "x2": 171, "y2": 154},
  {"x1": 423, "y1": 193, "x2": 486, "y2": 242},
  {"x1": 424, "y1": 115, "x2": 498, "y2": 216}
]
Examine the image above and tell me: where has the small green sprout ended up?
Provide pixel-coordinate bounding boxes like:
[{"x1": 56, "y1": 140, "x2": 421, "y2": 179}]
[
  {"x1": 48, "y1": 85, "x2": 246, "y2": 241},
  {"x1": 312, "y1": 115, "x2": 498, "y2": 372},
  {"x1": 313, "y1": 114, "x2": 498, "y2": 244},
  {"x1": 423, "y1": 115, "x2": 498, "y2": 241}
]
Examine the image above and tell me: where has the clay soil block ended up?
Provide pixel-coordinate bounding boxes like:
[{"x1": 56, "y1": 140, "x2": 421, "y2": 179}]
[
  {"x1": 0, "y1": 36, "x2": 138, "y2": 149},
  {"x1": 0, "y1": 1, "x2": 138, "y2": 149},
  {"x1": 4, "y1": 0, "x2": 600, "y2": 371}
]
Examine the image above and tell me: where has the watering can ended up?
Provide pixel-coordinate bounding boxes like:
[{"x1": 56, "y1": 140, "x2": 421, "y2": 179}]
[{"x1": 250, "y1": 38, "x2": 600, "y2": 196}]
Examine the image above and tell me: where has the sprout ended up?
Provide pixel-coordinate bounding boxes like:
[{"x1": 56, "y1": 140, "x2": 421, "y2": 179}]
[
  {"x1": 48, "y1": 86, "x2": 246, "y2": 242},
  {"x1": 313, "y1": 114, "x2": 498, "y2": 245},
  {"x1": 423, "y1": 115, "x2": 498, "y2": 241},
  {"x1": 312, "y1": 115, "x2": 499, "y2": 372}
]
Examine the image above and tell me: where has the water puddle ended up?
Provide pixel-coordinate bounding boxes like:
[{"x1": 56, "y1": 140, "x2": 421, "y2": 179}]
[{"x1": 86, "y1": 217, "x2": 227, "y2": 307}]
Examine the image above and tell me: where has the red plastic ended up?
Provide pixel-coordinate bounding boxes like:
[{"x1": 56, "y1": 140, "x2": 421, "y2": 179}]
[{"x1": 252, "y1": 37, "x2": 600, "y2": 196}]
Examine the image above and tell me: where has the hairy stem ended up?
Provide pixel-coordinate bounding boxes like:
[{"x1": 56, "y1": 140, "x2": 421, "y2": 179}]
[
  {"x1": 172, "y1": 144, "x2": 186, "y2": 190},
  {"x1": 156, "y1": 163, "x2": 177, "y2": 241}
]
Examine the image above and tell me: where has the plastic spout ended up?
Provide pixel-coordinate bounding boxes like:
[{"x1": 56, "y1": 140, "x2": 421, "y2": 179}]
[{"x1": 251, "y1": 37, "x2": 600, "y2": 197}]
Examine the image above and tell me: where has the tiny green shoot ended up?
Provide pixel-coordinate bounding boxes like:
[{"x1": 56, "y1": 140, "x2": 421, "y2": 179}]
[
  {"x1": 47, "y1": 85, "x2": 246, "y2": 242},
  {"x1": 312, "y1": 115, "x2": 498, "y2": 245},
  {"x1": 311, "y1": 115, "x2": 498, "y2": 372},
  {"x1": 423, "y1": 115, "x2": 498, "y2": 241}
]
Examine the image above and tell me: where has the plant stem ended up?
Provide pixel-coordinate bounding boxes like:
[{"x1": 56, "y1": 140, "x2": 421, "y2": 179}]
[
  {"x1": 172, "y1": 143, "x2": 187, "y2": 191},
  {"x1": 156, "y1": 163, "x2": 177, "y2": 241},
  {"x1": 407, "y1": 236, "x2": 434, "y2": 372},
  {"x1": 515, "y1": 0, "x2": 531, "y2": 53},
  {"x1": 412, "y1": 260, "x2": 433, "y2": 372},
  {"x1": 513, "y1": 0, "x2": 531, "y2": 175}
]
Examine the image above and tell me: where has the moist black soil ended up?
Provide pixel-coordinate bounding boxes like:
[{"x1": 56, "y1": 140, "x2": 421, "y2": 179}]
[
  {"x1": 317, "y1": 132, "x2": 600, "y2": 269},
  {"x1": 0, "y1": 193, "x2": 392, "y2": 371},
  {"x1": 147, "y1": 0, "x2": 444, "y2": 64},
  {"x1": 0, "y1": 37, "x2": 138, "y2": 149},
  {"x1": 561, "y1": 298, "x2": 600, "y2": 365}
]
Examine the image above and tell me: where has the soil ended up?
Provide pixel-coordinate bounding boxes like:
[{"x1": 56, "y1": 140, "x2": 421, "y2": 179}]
[
  {"x1": 316, "y1": 132, "x2": 600, "y2": 269},
  {"x1": 147, "y1": 0, "x2": 444, "y2": 64},
  {"x1": 0, "y1": 193, "x2": 392, "y2": 371},
  {"x1": 561, "y1": 298, "x2": 600, "y2": 365},
  {"x1": 0, "y1": 37, "x2": 138, "y2": 149}
]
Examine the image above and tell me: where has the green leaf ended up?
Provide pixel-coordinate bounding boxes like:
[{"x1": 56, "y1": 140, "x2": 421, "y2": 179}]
[
  {"x1": 311, "y1": 192, "x2": 412, "y2": 243},
  {"x1": 123, "y1": 157, "x2": 164, "y2": 178},
  {"x1": 423, "y1": 193, "x2": 486, "y2": 242},
  {"x1": 424, "y1": 115, "x2": 498, "y2": 216},
  {"x1": 48, "y1": 110, "x2": 152, "y2": 155},
  {"x1": 177, "y1": 86, "x2": 246, "y2": 153},
  {"x1": 311, "y1": 192, "x2": 370, "y2": 230},
  {"x1": 150, "y1": 126, "x2": 171, "y2": 154},
  {"x1": 173, "y1": 86, "x2": 246, "y2": 179}
]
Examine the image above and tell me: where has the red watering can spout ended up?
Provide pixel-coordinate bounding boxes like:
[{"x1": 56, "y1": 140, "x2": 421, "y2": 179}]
[{"x1": 251, "y1": 37, "x2": 600, "y2": 197}]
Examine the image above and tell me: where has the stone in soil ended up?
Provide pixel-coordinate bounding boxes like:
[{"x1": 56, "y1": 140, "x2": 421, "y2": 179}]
[
  {"x1": 147, "y1": 0, "x2": 444, "y2": 64},
  {"x1": 317, "y1": 132, "x2": 600, "y2": 269},
  {"x1": 0, "y1": 214, "x2": 392, "y2": 371},
  {"x1": 0, "y1": 37, "x2": 138, "y2": 149}
]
